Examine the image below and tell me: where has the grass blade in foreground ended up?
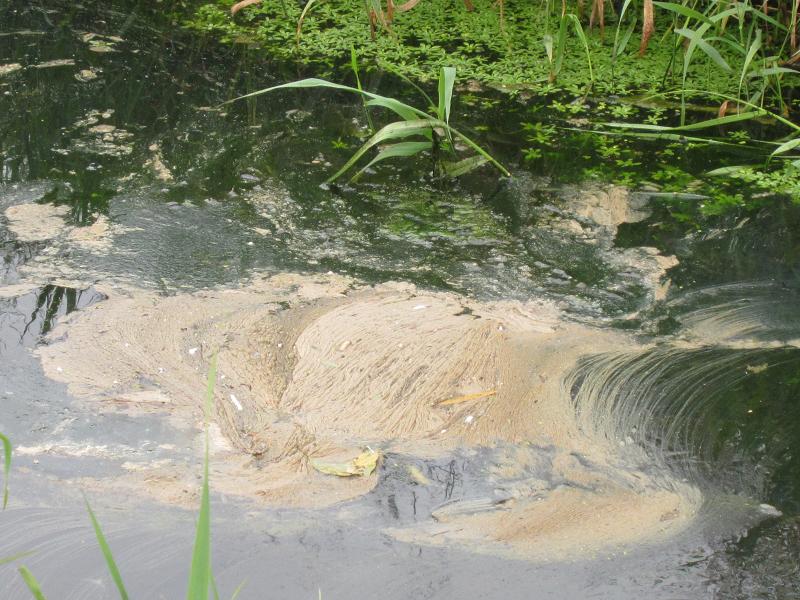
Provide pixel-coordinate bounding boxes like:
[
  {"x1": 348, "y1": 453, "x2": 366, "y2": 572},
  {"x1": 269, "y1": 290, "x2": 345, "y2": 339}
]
[
  {"x1": 84, "y1": 495, "x2": 129, "y2": 600},
  {"x1": 186, "y1": 355, "x2": 217, "y2": 600},
  {"x1": 0, "y1": 551, "x2": 35, "y2": 566},
  {"x1": 1, "y1": 432, "x2": 10, "y2": 509},
  {"x1": 230, "y1": 579, "x2": 247, "y2": 600},
  {"x1": 18, "y1": 566, "x2": 47, "y2": 600}
]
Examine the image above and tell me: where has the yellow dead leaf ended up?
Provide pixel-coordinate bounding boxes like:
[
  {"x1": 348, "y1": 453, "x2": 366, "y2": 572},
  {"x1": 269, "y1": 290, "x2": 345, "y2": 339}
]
[
  {"x1": 437, "y1": 389, "x2": 496, "y2": 406},
  {"x1": 311, "y1": 449, "x2": 381, "y2": 477}
]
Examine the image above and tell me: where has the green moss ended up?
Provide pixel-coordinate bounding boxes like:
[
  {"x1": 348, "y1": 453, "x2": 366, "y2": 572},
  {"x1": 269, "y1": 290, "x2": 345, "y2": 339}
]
[{"x1": 383, "y1": 192, "x2": 508, "y2": 240}]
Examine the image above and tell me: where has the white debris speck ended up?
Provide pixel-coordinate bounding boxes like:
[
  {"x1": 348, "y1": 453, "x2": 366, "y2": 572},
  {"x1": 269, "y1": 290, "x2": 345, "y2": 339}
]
[
  {"x1": 464, "y1": 415, "x2": 474, "y2": 424},
  {"x1": 412, "y1": 304, "x2": 428, "y2": 311},
  {"x1": 229, "y1": 394, "x2": 243, "y2": 411},
  {"x1": 247, "y1": 241, "x2": 254, "y2": 246},
  {"x1": 188, "y1": 347, "x2": 199, "y2": 356},
  {"x1": 759, "y1": 503, "x2": 782, "y2": 517},
  {"x1": 338, "y1": 340, "x2": 351, "y2": 351},
  {"x1": 56, "y1": 367, "x2": 63, "y2": 373},
  {"x1": 440, "y1": 429, "x2": 448, "y2": 434},
  {"x1": 158, "y1": 367, "x2": 165, "y2": 374}
]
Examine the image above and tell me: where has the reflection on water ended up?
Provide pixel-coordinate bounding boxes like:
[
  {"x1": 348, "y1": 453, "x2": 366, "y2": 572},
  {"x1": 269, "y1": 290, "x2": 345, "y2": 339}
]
[{"x1": 0, "y1": 285, "x2": 105, "y2": 352}]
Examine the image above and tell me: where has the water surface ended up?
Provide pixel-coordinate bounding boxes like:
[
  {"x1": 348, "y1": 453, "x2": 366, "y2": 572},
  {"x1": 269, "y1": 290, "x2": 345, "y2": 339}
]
[{"x1": 1, "y1": 2, "x2": 799, "y2": 598}]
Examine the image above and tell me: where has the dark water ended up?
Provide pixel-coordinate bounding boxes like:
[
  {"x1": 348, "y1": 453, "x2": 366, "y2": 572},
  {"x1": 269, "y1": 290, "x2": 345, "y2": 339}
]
[{"x1": 1, "y1": 1, "x2": 800, "y2": 598}]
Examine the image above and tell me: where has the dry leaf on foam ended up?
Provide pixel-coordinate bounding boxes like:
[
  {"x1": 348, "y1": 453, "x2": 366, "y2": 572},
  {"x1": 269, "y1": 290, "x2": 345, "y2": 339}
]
[
  {"x1": 311, "y1": 449, "x2": 381, "y2": 477},
  {"x1": 437, "y1": 389, "x2": 496, "y2": 406}
]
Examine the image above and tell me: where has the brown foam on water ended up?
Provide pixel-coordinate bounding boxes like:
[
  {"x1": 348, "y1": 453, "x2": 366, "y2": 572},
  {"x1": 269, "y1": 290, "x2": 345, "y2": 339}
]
[
  {"x1": 5, "y1": 185, "x2": 704, "y2": 560},
  {"x1": 4, "y1": 203, "x2": 71, "y2": 242},
  {"x1": 36, "y1": 271, "x2": 700, "y2": 560}
]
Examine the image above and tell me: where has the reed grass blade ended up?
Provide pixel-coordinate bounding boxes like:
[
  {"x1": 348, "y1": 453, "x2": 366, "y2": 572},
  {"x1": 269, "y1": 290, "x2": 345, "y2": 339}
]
[
  {"x1": 187, "y1": 355, "x2": 218, "y2": 600},
  {"x1": 0, "y1": 432, "x2": 10, "y2": 509},
  {"x1": 353, "y1": 141, "x2": 432, "y2": 180},
  {"x1": 18, "y1": 566, "x2": 47, "y2": 600},
  {"x1": 437, "y1": 67, "x2": 456, "y2": 125},
  {"x1": 84, "y1": 496, "x2": 129, "y2": 600},
  {"x1": 230, "y1": 580, "x2": 247, "y2": 600},
  {"x1": 0, "y1": 551, "x2": 34, "y2": 566}
]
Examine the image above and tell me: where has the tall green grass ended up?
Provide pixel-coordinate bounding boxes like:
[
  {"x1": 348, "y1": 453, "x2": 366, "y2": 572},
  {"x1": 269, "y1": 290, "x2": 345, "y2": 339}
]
[
  {"x1": 544, "y1": 11, "x2": 595, "y2": 87},
  {"x1": 186, "y1": 354, "x2": 217, "y2": 600},
  {"x1": 1, "y1": 432, "x2": 10, "y2": 510},
  {"x1": 85, "y1": 494, "x2": 130, "y2": 600}
]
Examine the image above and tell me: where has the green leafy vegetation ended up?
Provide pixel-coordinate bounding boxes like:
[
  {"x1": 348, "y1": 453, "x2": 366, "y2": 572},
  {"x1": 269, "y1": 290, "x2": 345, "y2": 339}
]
[
  {"x1": 185, "y1": 0, "x2": 799, "y2": 188},
  {"x1": 185, "y1": 0, "x2": 799, "y2": 104},
  {"x1": 184, "y1": 0, "x2": 699, "y2": 94}
]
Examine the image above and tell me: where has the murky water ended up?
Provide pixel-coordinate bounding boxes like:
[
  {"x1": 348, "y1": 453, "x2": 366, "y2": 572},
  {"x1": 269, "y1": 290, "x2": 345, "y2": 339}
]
[{"x1": 1, "y1": 1, "x2": 799, "y2": 598}]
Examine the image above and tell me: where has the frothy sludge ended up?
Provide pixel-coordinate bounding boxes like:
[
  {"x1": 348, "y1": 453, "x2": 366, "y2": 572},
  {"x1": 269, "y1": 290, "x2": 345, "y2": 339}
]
[{"x1": 36, "y1": 272, "x2": 700, "y2": 560}]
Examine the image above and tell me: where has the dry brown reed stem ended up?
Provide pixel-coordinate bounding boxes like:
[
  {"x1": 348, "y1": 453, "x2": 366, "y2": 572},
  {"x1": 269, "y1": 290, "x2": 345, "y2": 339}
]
[
  {"x1": 230, "y1": 0, "x2": 261, "y2": 16},
  {"x1": 639, "y1": 0, "x2": 655, "y2": 56},
  {"x1": 590, "y1": 0, "x2": 605, "y2": 36}
]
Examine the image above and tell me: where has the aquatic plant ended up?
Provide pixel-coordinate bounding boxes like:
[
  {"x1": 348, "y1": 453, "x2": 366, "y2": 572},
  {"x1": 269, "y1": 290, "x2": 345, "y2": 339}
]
[
  {"x1": 234, "y1": 0, "x2": 484, "y2": 42},
  {"x1": 632, "y1": 1, "x2": 800, "y2": 121},
  {"x1": 228, "y1": 65, "x2": 511, "y2": 181},
  {"x1": 188, "y1": 0, "x2": 799, "y2": 104},
  {"x1": 601, "y1": 88, "x2": 800, "y2": 187}
]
